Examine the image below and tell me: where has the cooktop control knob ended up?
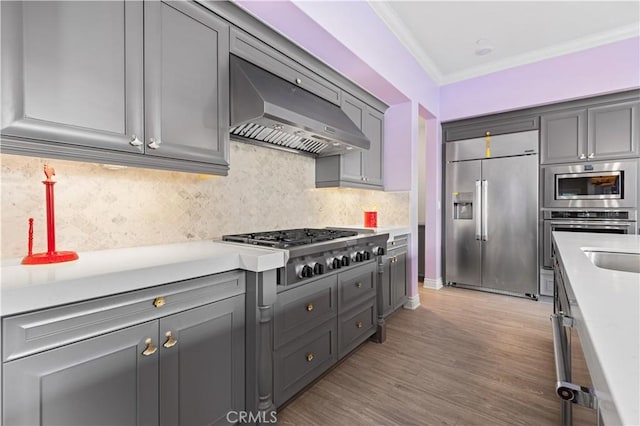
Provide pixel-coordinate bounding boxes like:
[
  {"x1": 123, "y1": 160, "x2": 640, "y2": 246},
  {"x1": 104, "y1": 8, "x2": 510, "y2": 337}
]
[
  {"x1": 341, "y1": 256, "x2": 350, "y2": 267},
  {"x1": 313, "y1": 262, "x2": 325, "y2": 275},
  {"x1": 355, "y1": 252, "x2": 363, "y2": 262},
  {"x1": 374, "y1": 247, "x2": 385, "y2": 256},
  {"x1": 364, "y1": 251, "x2": 371, "y2": 261},
  {"x1": 332, "y1": 258, "x2": 341, "y2": 269},
  {"x1": 300, "y1": 265, "x2": 314, "y2": 279}
]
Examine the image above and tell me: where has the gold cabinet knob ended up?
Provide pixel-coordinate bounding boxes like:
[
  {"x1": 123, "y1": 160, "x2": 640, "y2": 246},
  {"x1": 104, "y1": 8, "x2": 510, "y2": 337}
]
[
  {"x1": 306, "y1": 352, "x2": 314, "y2": 362},
  {"x1": 163, "y1": 331, "x2": 177, "y2": 348},
  {"x1": 356, "y1": 321, "x2": 363, "y2": 329},
  {"x1": 142, "y1": 338, "x2": 157, "y2": 356},
  {"x1": 153, "y1": 297, "x2": 166, "y2": 308},
  {"x1": 356, "y1": 282, "x2": 362, "y2": 288},
  {"x1": 306, "y1": 303, "x2": 314, "y2": 312}
]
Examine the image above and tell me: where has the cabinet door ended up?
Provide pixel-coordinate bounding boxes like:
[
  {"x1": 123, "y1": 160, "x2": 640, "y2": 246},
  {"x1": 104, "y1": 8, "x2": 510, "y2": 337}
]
[
  {"x1": 340, "y1": 92, "x2": 366, "y2": 182},
  {"x1": 3, "y1": 322, "x2": 159, "y2": 426},
  {"x1": 362, "y1": 107, "x2": 384, "y2": 186},
  {"x1": 159, "y1": 295, "x2": 244, "y2": 426},
  {"x1": 144, "y1": 1, "x2": 229, "y2": 165},
  {"x1": 540, "y1": 109, "x2": 587, "y2": 164},
  {"x1": 588, "y1": 101, "x2": 640, "y2": 160},
  {"x1": 391, "y1": 250, "x2": 408, "y2": 310},
  {"x1": 1, "y1": 1, "x2": 144, "y2": 152}
]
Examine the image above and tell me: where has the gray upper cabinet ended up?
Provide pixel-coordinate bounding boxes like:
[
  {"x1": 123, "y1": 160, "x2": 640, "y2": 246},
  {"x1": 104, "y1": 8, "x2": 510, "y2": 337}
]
[
  {"x1": 541, "y1": 99, "x2": 639, "y2": 164},
  {"x1": 3, "y1": 321, "x2": 159, "y2": 426},
  {"x1": 1, "y1": 1, "x2": 144, "y2": 153},
  {"x1": 144, "y1": 1, "x2": 229, "y2": 166},
  {"x1": 1, "y1": 1, "x2": 229, "y2": 175},
  {"x1": 315, "y1": 91, "x2": 385, "y2": 189},
  {"x1": 540, "y1": 109, "x2": 587, "y2": 164},
  {"x1": 588, "y1": 100, "x2": 639, "y2": 160}
]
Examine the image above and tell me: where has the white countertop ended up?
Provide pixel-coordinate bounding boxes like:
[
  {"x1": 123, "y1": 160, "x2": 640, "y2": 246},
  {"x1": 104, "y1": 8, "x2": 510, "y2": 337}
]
[
  {"x1": 1, "y1": 241, "x2": 286, "y2": 317},
  {"x1": 552, "y1": 232, "x2": 640, "y2": 426},
  {"x1": 328, "y1": 225, "x2": 411, "y2": 241}
]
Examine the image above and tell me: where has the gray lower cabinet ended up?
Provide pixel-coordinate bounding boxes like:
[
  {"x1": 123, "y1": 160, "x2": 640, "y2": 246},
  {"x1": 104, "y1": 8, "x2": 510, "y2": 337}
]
[
  {"x1": 272, "y1": 261, "x2": 377, "y2": 406},
  {"x1": 1, "y1": 0, "x2": 229, "y2": 175},
  {"x1": 336, "y1": 261, "x2": 377, "y2": 359},
  {"x1": 381, "y1": 235, "x2": 408, "y2": 317},
  {"x1": 315, "y1": 92, "x2": 385, "y2": 190},
  {"x1": 541, "y1": 99, "x2": 639, "y2": 164},
  {"x1": 2, "y1": 272, "x2": 245, "y2": 426},
  {"x1": 3, "y1": 321, "x2": 160, "y2": 426}
]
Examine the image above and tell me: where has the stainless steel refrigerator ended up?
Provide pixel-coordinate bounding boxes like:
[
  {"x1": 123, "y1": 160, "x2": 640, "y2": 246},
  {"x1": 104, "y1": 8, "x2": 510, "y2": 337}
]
[{"x1": 445, "y1": 130, "x2": 539, "y2": 298}]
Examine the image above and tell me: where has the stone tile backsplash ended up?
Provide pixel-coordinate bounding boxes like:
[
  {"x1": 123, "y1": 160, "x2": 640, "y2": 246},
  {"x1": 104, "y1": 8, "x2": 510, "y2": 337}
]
[{"x1": 1, "y1": 142, "x2": 409, "y2": 258}]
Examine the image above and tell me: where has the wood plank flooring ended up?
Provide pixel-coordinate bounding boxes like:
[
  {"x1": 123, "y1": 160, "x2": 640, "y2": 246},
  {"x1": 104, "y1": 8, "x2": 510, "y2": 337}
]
[{"x1": 277, "y1": 286, "x2": 561, "y2": 425}]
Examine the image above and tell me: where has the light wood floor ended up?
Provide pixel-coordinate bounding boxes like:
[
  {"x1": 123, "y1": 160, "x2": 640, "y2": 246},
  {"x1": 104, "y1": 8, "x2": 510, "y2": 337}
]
[{"x1": 277, "y1": 285, "x2": 561, "y2": 426}]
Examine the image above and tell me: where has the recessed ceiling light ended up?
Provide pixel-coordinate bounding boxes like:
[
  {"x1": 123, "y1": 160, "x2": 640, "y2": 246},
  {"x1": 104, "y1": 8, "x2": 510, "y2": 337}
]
[{"x1": 475, "y1": 38, "x2": 494, "y2": 56}]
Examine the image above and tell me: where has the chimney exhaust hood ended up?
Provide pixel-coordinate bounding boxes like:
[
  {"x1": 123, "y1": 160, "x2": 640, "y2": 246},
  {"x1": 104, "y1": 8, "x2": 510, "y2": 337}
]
[{"x1": 229, "y1": 55, "x2": 370, "y2": 157}]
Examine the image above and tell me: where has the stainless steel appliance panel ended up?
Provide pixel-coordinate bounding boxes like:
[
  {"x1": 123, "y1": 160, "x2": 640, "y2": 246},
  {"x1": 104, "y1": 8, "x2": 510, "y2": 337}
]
[
  {"x1": 542, "y1": 216, "x2": 636, "y2": 268},
  {"x1": 543, "y1": 159, "x2": 638, "y2": 208},
  {"x1": 481, "y1": 155, "x2": 538, "y2": 294},
  {"x1": 445, "y1": 130, "x2": 538, "y2": 162},
  {"x1": 445, "y1": 160, "x2": 482, "y2": 286}
]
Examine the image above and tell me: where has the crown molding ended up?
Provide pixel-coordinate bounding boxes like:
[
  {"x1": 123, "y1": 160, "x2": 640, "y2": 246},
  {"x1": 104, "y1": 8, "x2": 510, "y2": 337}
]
[
  {"x1": 367, "y1": 1, "x2": 639, "y2": 86},
  {"x1": 367, "y1": 0, "x2": 445, "y2": 85},
  {"x1": 441, "y1": 24, "x2": 640, "y2": 84}
]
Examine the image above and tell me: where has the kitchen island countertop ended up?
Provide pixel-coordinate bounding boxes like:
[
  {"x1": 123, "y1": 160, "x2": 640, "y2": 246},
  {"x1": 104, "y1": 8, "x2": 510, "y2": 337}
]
[
  {"x1": 1, "y1": 241, "x2": 286, "y2": 317},
  {"x1": 552, "y1": 232, "x2": 640, "y2": 426}
]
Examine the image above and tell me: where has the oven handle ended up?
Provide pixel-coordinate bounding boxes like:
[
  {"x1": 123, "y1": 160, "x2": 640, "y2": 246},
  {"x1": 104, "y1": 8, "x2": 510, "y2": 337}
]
[
  {"x1": 550, "y1": 313, "x2": 598, "y2": 412},
  {"x1": 548, "y1": 220, "x2": 635, "y2": 229},
  {"x1": 475, "y1": 180, "x2": 482, "y2": 240}
]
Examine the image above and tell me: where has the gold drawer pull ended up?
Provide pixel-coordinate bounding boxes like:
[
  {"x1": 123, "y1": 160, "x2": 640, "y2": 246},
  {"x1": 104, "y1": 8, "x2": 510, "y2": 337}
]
[
  {"x1": 163, "y1": 331, "x2": 177, "y2": 348},
  {"x1": 306, "y1": 352, "x2": 314, "y2": 362},
  {"x1": 153, "y1": 297, "x2": 166, "y2": 308},
  {"x1": 356, "y1": 321, "x2": 363, "y2": 329},
  {"x1": 306, "y1": 303, "x2": 314, "y2": 312},
  {"x1": 355, "y1": 282, "x2": 362, "y2": 288},
  {"x1": 142, "y1": 338, "x2": 157, "y2": 356}
]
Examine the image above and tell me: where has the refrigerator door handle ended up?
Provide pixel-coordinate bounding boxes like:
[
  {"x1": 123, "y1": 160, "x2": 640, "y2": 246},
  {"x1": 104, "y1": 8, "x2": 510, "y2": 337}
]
[
  {"x1": 482, "y1": 180, "x2": 488, "y2": 241},
  {"x1": 475, "y1": 180, "x2": 482, "y2": 240}
]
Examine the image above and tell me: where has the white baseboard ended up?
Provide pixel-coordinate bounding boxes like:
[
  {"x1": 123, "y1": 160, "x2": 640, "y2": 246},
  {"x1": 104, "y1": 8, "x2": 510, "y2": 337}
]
[
  {"x1": 403, "y1": 294, "x2": 421, "y2": 310},
  {"x1": 423, "y1": 277, "x2": 443, "y2": 290}
]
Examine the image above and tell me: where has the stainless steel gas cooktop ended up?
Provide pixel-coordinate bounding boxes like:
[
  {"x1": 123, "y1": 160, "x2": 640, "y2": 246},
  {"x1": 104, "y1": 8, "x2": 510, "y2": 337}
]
[{"x1": 222, "y1": 228, "x2": 388, "y2": 287}]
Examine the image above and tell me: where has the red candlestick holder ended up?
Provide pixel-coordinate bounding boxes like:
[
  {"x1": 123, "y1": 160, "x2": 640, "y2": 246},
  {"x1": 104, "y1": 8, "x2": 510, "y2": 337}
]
[{"x1": 22, "y1": 164, "x2": 78, "y2": 265}]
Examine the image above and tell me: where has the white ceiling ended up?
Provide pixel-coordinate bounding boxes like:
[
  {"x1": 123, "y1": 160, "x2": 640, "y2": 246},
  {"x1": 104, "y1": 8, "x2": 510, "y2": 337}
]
[{"x1": 368, "y1": 1, "x2": 640, "y2": 85}]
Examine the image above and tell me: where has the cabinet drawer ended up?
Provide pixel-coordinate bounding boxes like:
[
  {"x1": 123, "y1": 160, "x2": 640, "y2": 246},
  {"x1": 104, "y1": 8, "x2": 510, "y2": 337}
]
[
  {"x1": 338, "y1": 297, "x2": 376, "y2": 359},
  {"x1": 338, "y1": 261, "x2": 376, "y2": 311},
  {"x1": 229, "y1": 27, "x2": 341, "y2": 105},
  {"x1": 274, "y1": 275, "x2": 337, "y2": 348},
  {"x1": 274, "y1": 319, "x2": 337, "y2": 407},
  {"x1": 3, "y1": 271, "x2": 245, "y2": 362}
]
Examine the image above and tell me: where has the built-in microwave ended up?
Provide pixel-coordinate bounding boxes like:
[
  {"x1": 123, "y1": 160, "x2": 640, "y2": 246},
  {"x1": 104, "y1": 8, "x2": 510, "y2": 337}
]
[{"x1": 543, "y1": 159, "x2": 638, "y2": 208}]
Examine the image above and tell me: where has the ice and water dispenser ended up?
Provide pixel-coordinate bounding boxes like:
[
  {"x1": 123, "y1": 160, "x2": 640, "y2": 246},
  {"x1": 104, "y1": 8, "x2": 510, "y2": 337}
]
[{"x1": 452, "y1": 192, "x2": 474, "y2": 220}]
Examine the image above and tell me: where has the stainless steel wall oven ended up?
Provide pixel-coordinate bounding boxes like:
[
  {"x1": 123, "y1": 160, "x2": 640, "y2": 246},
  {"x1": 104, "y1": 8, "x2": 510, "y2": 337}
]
[
  {"x1": 543, "y1": 159, "x2": 638, "y2": 209},
  {"x1": 542, "y1": 209, "x2": 637, "y2": 268}
]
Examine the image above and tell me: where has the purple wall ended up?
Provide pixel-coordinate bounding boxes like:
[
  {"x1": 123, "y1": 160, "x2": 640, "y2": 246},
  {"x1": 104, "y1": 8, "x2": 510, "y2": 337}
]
[{"x1": 440, "y1": 37, "x2": 640, "y2": 121}]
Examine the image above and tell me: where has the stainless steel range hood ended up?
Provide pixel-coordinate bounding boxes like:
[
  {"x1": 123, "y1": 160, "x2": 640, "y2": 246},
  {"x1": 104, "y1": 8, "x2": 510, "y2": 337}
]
[{"x1": 229, "y1": 55, "x2": 370, "y2": 156}]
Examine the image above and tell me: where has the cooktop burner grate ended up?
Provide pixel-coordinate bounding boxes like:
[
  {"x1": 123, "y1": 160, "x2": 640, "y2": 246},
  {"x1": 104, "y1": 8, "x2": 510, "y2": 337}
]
[{"x1": 222, "y1": 228, "x2": 359, "y2": 248}]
